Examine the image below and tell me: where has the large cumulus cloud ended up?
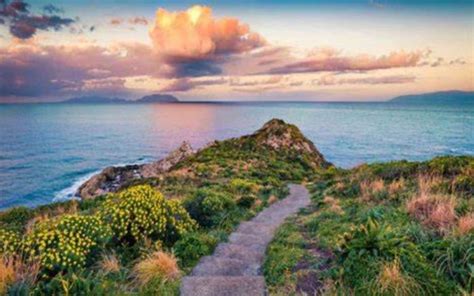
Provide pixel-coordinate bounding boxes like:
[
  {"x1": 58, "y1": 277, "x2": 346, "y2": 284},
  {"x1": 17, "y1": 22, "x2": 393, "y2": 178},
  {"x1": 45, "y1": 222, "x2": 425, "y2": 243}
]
[{"x1": 149, "y1": 5, "x2": 265, "y2": 62}]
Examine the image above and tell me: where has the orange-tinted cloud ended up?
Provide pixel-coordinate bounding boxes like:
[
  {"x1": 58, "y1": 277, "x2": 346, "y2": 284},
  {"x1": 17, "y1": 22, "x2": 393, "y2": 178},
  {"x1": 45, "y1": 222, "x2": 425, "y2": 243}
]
[
  {"x1": 314, "y1": 74, "x2": 416, "y2": 86},
  {"x1": 149, "y1": 5, "x2": 265, "y2": 62},
  {"x1": 263, "y1": 49, "x2": 424, "y2": 75}
]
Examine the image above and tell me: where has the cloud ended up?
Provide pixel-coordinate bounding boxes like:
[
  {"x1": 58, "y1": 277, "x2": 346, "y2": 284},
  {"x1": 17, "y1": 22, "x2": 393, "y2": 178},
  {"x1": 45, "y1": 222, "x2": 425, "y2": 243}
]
[
  {"x1": 263, "y1": 49, "x2": 424, "y2": 75},
  {"x1": 314, "y1": 74, "x2": 416, "y2": 86},
  {"x1": 109, "y1": 16, "x2": 149, "y2": 26},
  {"x1": 129, "y1": 16, "x2": 148, "y2": 25},
  {"x1": 149, "y1": 5, "x2": 265, "y2": 62},
  {"x1": 0, "y1": 0, "x2": 75, "y2": 39},
  {"x1": 0, "y1": 42, "x2": 164, "y2": 97}
]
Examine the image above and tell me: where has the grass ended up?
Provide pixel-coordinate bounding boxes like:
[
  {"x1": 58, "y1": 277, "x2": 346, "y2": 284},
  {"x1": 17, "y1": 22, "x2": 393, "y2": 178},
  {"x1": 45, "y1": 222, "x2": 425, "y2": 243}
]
[{"x1": 264, "y1": 155, "x2": 474, "y2": 295}]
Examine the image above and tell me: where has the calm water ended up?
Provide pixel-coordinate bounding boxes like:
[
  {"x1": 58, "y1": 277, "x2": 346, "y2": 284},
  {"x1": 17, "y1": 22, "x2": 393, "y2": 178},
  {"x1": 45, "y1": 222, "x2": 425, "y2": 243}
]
[{"x1": 0, "y1": 102, "x2": 473, "y2": 209}]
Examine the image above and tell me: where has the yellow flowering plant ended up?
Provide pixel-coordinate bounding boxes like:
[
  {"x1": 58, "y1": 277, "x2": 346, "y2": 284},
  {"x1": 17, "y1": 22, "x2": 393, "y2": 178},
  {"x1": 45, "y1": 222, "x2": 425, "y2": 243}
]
[
  {"x1": 0, "y1": 229, "x2": 21, "y2": 255},
  {"x1": 100, "y1": 185, "x2": 196, "y2": 245},
  {"x1": 23, "y1": 214, "x2": 111, "y2": 273}
]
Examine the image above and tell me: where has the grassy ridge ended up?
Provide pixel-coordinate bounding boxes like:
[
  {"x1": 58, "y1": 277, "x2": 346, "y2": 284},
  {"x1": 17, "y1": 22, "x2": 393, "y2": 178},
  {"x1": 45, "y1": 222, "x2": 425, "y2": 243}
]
[{"x1": 264, "y1": 155, "x2": 473, "y2": 295}]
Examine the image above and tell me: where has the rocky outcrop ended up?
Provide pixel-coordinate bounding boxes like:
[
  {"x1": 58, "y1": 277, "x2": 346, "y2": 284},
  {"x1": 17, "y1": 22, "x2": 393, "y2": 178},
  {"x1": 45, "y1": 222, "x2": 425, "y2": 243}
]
[
  {"x1": 249, "y1": 119, "x2": 332, "y2": 168},
  {"x1": 77, "y1": 141, "x2": 194, "y2": 199}
]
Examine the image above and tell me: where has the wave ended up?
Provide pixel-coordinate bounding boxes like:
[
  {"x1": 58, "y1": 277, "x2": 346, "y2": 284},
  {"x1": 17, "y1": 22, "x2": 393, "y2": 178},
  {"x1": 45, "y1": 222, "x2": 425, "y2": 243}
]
[
  {"x1": 52, "y1": 170, "x2": 100, "y2": 202},
  {"x1": 52, "y1": 158, "x2": 154, "y2": 203}
]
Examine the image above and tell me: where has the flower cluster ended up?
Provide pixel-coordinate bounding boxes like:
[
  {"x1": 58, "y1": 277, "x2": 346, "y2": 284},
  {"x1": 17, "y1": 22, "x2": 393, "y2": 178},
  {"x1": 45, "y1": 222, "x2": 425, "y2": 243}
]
[
  {"x1": 23, "y1": 215, "x2": 111, "y2": 272},
  {"x1": 101, "y1": 185, "x2": 196, "y2": 244},
  {"x1": 0, "y1": 229, "x2": 21, "y2": 254}
]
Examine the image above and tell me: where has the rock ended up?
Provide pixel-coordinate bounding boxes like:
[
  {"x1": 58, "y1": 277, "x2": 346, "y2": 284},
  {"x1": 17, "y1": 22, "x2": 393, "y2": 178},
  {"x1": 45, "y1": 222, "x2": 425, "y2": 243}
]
[
  {"x1": 250, "y1": 118, "x2": 332, "y2": 168},
  {"x1": 77, "y1": 141, "x2": 194, "y2": 199},
  {"x1": 140, "y1": 141, "x2": 193, "y2": 178}
]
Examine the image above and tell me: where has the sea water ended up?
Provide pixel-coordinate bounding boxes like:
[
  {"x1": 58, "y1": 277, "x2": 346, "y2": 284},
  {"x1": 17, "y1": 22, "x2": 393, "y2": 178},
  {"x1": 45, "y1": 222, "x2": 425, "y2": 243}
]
[{"x1": 0, "y1": 102, "x2": 472, "y2": 209}]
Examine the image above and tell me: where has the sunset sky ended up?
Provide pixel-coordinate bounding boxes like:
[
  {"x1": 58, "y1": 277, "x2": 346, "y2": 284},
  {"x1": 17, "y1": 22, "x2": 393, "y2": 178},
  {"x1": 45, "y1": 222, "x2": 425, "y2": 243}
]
[{"x1": 0, "y1": 0, "x2": 473, "y2": 102}]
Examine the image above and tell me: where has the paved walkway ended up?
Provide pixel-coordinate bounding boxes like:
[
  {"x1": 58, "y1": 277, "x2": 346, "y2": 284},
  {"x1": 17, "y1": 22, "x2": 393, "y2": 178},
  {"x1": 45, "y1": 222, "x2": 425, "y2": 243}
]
[{"x1": 180, "y1": 184, "x2": 310, "y2": 296}]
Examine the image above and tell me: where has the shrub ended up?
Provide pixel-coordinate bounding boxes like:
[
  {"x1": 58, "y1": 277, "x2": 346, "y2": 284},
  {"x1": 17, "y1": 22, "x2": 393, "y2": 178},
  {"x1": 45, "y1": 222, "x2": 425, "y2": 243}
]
[
  {"x1": 452, "y1": 174, "x2": 474, "y2": 197},
  {"x1": 229, "y1": 178, "x2": 258, "y2": 194},
  {"x1": 407, "y1": 193, "x2": 457, "y2": 233},
  {"x1": 23, "y1": 214, "x2": 111, "y2": 273},
  {"x1": 371, "y1": 258, "x2": 419, "y2": 296},
  {"x1": 336, "y1": 218, "x2": 410, "y2": 262},
  {"x1": 237, "y1": 194, "x2": 256, "y2": 208},
  {"x1": 428, "y1": 235, "x2": 474, "y2": 290},
  {"x1": 98, "y1": 253, "x2": 121, "y2": 274},
  {"x1": 174, "y1": 232, "x2": 218, "y2": 267},
  {"x1": 133, "y1": 251, "x2": 180, "y2": 286},
  {"x1": 0, "y1": 207, "x2": 33, "y2": 232},
  {"x1": 0, "y1": 229, "x2": 21, "y2": 255},
  {"x1": 184, "y1": 188, "x2": 236, "y2": 227},
  {"x1": 100, "y1": 185, "x2": 196, "y2": 244},
  {"x1": 458, "y1": 213, "x2": 474, "y2": 235}
]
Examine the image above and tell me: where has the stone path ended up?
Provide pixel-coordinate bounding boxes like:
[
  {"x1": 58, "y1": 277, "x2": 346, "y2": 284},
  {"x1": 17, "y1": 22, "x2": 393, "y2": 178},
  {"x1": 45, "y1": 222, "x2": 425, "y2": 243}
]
[{"x1": 180, "y1": 184, "x2": 310, "y2": 296}]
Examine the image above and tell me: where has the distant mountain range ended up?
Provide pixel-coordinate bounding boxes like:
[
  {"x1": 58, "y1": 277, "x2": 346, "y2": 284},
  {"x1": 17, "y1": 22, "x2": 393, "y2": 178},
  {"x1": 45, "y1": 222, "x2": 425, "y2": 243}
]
[
  {"x1": 54, "y1": 90, "x2": 474, "y2": 105},
  {"x1": 61, "y1": 94, "x2": 179, "y2": 104},
  {"x1": 389, "y1": 90, "x2": 473, "y2": 104}
]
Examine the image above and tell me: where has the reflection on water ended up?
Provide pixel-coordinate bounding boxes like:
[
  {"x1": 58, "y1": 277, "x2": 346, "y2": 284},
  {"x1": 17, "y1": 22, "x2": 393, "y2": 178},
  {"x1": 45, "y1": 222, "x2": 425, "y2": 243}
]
[{"x1": 0, "y1": 102, "x2": 472, "y2": 209}]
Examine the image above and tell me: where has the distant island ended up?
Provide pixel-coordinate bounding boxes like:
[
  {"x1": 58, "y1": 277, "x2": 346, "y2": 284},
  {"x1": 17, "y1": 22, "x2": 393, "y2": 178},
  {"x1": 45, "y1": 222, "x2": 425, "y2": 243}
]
[
  {"x1": 61, "y1": 94, "x2": 179, "y2": 104},
  {"x1": 390, "y1": 90, "x2": 473, "y2": 104}
]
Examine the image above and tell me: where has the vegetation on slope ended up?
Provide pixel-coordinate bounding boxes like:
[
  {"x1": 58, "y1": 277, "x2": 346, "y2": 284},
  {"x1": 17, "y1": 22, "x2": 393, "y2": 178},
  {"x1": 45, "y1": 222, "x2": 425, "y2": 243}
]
[
  {"x1": 264, "y1": 155, "x2": 474, "y2": 295},
  {"x1": 0, "y1": 119, "x2": 328, "y2": 295}
]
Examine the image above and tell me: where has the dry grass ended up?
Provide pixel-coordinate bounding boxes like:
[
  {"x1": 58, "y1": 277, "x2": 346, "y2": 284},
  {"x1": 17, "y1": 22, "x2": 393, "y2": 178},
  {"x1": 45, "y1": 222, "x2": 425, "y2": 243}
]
[
  {"x1": 323, "y1": 196, "x2": 344, "y2": 215},
  {"x1": 417, "y1": 175, "x2": 443, "y2": 195},
  {"x1": 268, "y1": 195, "x2": 278, "y2": 205},
  {"x1": 133, "y1": 251, "x2": 180, "y2": 286},
  {"x1": 99, "y1": 253, "x2": 121, "y2": 274},
  {"x1": 360, "y1": 179, "x2": 385, "y2": 201},
  {"x1": 373, "y1": 258, "x2": 418, "y2": 296},
  {"x1": 253, "y1": 199, "x2": 263, "y2": 208},
  {"x1": 25, "y1": 214, "x2": 49, "y2": 235},
  {"x1": 458, "y1": 213, "x2": 474, "y2": 235},
  {"x1": 407, "y1": 175, "x2": 458, "y2": 233},
  {"x1": 0, "y1": 257, "x2": 15, "y2": 294},
  {"x1": 0, "y1": 256, "x2": 40, "y2": 294},
  {"x1": 407, "y1": 193, "x2": 457, "y2": 233},
  {"x1": 388, "y1": 178, "x2": 405, "y2": 195}
]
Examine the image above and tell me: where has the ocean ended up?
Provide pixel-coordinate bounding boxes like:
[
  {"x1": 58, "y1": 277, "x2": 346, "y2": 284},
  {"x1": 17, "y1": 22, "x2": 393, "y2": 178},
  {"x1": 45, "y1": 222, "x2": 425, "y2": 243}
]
[{"x1": 0, "y1": 102, "x2": 472, "y2": 210}]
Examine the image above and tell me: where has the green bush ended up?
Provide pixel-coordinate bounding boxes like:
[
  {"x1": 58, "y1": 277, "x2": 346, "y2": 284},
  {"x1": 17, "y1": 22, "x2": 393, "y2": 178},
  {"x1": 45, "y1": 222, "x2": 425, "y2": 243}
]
[
  {"x1": 237, "y1": 194, "x2": 256, "y2": 208},
  {"x1": 229, "y1": 178, "x2": 257, "y2": 194},
  {"x1": 100, "y1": 185, "x2": 196, "y2": 245},
  {"x1": 174, "y1": 232, "x2": 218, "y2": 267},
  {"x1": 23, "y1": 214, "x2": 111, "y2": 273},
  {"x1": 184, "y1": 188, "x2": 236, "y2": 227},
  {"x1": 0, "y1": 206, "x2": 34, "y2": 232}
]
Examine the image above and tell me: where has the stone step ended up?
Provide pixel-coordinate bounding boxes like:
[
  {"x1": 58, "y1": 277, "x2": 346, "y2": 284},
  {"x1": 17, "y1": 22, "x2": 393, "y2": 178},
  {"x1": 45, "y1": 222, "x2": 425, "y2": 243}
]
[
  {"x1": 228, "y1": 232, "x2": 273, "y2": 247},
  {"x1": 235, "y1": 221, "x2": 277, "y2": 237},
  {"x1": 213, "y1": 243, "x2": 265, "y2": 263},
  {"x1": 191, "y1": 257, "x2": 260, "y2": 276},
  {"x1": 181, "y1": 276, "x2": 266, "y2": 296}
]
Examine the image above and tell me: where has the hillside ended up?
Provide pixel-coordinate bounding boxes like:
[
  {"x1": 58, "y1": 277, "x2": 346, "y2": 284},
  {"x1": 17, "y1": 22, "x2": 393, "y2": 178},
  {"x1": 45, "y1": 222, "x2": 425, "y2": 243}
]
[
  {"x1": 61, "y1": 96, "x2": 129, "y2": 104},
  {"x1": 61, "y1": 94, "x2": 179, "y2": 104},
  {"x1": 136, "y1": 94, "x2": 179, "y2": 103},
  {"x1": 390, "y1": 90, "x2": 473, "y2": 104},
  {"x1": 0, "y1": 120, "x2": 471, "y2": 295}
]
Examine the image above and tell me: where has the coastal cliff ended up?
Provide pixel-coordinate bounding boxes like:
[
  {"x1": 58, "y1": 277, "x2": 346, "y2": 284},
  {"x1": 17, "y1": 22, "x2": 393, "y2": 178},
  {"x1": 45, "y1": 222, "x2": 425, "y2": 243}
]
[{"x1": 77, "y1": 118, "x2": 331, "y2": 199}]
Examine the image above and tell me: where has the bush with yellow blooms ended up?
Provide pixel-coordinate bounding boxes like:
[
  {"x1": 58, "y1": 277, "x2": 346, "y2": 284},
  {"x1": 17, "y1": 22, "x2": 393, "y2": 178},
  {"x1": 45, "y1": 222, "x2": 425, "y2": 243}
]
[{"x1": 100, "y1": 185, "x2": 196, "y2": 244}]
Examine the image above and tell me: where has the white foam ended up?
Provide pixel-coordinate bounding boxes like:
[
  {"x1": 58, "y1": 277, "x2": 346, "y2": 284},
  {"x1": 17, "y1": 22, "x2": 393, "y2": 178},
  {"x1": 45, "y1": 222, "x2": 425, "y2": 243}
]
[
  {"x1": 53, "y1": 170, "x2": 100, "y2": 202},
  {"x1": 52, "y1": 158, "x2": 154, "y2": 203}
]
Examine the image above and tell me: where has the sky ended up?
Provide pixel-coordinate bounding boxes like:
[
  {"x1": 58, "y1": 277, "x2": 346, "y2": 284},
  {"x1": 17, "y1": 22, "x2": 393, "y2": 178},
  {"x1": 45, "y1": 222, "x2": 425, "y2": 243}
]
[{"x1": 0, "y1": 0, "x2": 473, "y2": 102}]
